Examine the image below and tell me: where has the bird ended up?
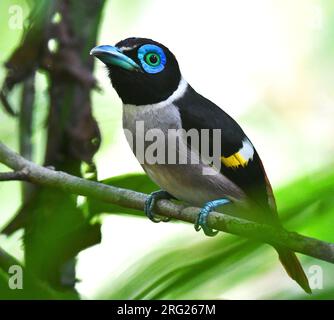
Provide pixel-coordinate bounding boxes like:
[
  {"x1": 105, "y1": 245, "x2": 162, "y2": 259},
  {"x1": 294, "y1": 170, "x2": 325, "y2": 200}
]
[{"x1": 90, "y1": 37, "x2": 311, "y2": 293}]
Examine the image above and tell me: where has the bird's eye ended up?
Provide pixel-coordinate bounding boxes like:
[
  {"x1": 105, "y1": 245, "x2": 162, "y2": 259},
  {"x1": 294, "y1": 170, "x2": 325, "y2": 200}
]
[
  {"x1": 138, "y1": 44, "x2": 166, "y2": 74},
  {"x1": 145, "y1": 53, "x2": 160, "y2": 66}
]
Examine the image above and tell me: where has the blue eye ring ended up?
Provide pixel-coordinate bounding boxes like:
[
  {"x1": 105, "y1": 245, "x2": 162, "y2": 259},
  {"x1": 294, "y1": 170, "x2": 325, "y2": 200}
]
[{"x1": 138, "y1": 44, "x2": 166, "y2": 74}]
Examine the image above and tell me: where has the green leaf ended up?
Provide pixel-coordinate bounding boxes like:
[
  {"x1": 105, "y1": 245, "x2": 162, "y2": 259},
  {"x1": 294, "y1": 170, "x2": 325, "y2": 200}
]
[
  {"x1": 88, "y1": 173, "x2": 158, "y2": 216},
  {"x1": 15, "y1": 187, "x2": 102, "y2": 298}
]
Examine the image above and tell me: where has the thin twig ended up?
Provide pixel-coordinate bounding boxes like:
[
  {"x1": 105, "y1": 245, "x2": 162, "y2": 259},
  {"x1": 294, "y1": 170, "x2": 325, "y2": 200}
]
[
  {"x1": 0, "y1": 88, "x2": 17, "y2": 116},
  {"x1": 0, "y1": 170, "x2": 28, "y2": 181},
  {"x1": 0, "y1": 141, "x2": 334, "y2": 263}
]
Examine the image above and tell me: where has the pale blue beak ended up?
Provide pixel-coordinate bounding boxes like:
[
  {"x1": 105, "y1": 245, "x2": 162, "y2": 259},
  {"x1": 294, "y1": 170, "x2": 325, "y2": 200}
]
[{"x1": 90, "y1": 45, "x2": 142, "y2": 72}]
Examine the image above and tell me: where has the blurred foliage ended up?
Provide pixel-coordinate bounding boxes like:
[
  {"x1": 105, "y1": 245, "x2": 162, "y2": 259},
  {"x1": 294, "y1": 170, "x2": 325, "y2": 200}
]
[
  {"x1": 94, "y1": 168, "x2": 334, "y2": 300},
  {"x1": 22, "y1": 188, "x2": 101, "y2": 290},
  {"x1": 0, "y1": 0, "x2": 106, "y2": 298}
]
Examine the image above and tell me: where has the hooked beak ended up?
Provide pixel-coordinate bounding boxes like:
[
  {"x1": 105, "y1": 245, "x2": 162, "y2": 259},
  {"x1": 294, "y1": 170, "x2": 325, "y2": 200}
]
[{"x1": 90, "y1": 45, "x2": 142, "y2": 72}]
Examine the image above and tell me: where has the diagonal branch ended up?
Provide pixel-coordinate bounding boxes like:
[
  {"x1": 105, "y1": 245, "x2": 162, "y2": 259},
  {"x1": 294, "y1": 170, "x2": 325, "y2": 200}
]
[
  {"x1": 0, "y1": 141, "x2": 334, "y2": 263},
  {"x1": 0, "y1": 170, "x2": 28, "y2": 181}
]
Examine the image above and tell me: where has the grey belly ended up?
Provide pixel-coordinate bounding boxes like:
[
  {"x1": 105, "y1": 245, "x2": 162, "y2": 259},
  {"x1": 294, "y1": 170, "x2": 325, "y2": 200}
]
[
  {"x1": 122, "y1": 102, "x2": 245, "y2": 207},
  {"x1": 142, "y1": 162, "x2": 245, "y2": 207}
]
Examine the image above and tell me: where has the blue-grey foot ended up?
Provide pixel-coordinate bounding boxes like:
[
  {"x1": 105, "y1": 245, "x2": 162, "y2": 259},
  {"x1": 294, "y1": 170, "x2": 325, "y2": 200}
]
[
  {"x1": 195, "y1": 198, "x2": 230, "y2": 236},
  {"x1": 144, "y1": 190, "x2": 174, "y2": 223}
]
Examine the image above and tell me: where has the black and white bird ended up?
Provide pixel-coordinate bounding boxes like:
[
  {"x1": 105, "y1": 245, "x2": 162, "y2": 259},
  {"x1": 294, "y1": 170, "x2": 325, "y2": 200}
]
[{"x1": 91, "y1": 37, "x2": 311, "y2": 293}]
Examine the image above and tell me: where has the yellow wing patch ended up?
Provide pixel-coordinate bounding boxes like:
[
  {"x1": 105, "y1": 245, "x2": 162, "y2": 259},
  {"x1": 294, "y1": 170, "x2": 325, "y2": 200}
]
[{"x1": 221, "y1": 152, "x2": 249, "y2": 169}]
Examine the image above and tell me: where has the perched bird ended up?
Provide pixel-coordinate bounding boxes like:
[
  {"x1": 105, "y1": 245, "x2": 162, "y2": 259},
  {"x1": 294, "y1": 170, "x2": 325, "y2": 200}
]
[{"x1": 91, "y1": 37, "x2": 311, "y2": 293}]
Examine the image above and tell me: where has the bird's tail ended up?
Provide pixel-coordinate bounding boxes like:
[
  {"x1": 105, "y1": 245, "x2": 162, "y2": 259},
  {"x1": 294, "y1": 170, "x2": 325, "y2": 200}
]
[{"x1": 276, "y1": 246, "x2": 312, "y2": 294}]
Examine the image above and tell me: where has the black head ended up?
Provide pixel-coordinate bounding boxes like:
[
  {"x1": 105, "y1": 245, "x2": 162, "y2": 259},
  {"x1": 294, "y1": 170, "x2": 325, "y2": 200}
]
[{"x1": 90, "y1": 37, "x2": 181, "y2": 105}]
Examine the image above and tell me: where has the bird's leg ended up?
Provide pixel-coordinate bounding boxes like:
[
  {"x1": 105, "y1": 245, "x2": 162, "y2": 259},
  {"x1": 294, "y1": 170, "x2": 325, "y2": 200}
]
[
  {"x1": 144, "y1": 190, "x2": 174, "y2": 223},
  {"x1": 195, "y1": 198, "x2": 230, "y2": 237}
]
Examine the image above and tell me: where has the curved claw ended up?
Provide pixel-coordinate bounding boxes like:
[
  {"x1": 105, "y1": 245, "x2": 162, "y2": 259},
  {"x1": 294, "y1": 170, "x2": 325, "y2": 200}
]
[
  {"x1": 144, "y1": 190, "x2": 173, "y2": 223},
  {"x1": 144, "y1": 195, "x2": 162, "y2": 223},
  {"x1": 195, "y1": 198, "x2": 230, "y2": 237}
]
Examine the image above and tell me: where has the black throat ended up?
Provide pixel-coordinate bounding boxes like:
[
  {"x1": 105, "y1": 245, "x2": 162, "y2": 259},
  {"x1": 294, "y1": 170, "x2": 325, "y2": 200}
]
[{"x1": 109, "y1": 66, "x2": 181, "y2": 105}]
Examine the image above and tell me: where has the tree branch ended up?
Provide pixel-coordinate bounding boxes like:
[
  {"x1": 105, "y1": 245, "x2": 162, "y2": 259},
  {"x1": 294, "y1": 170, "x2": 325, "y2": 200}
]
[
  {"x1": 1, "y1": 141, "x2": 334, "y2": 264},
  {"x1": 0, "y1": 170, "x2": 28, "y2": 181}
]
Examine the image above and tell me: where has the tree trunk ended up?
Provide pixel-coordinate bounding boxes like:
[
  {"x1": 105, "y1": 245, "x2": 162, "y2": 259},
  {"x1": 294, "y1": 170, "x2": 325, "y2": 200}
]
[{"x1": 1, "y1": 0, "x2": 106, "y2": 297}]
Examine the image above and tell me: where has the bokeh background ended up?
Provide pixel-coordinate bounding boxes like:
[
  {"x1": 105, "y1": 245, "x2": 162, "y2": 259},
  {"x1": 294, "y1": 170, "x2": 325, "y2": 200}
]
[{"x1": 0, "y1": 0, "x2": 334, "y2": 299}]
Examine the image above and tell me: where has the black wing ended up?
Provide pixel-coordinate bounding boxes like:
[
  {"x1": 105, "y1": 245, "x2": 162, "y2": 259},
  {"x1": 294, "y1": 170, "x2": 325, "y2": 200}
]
[{"x1": 175, "y1": 85, "x2": 277, "y2": 221}]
